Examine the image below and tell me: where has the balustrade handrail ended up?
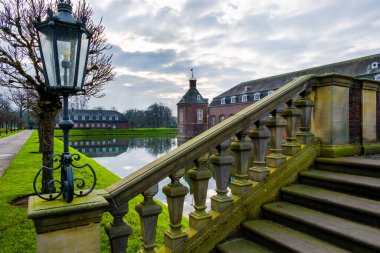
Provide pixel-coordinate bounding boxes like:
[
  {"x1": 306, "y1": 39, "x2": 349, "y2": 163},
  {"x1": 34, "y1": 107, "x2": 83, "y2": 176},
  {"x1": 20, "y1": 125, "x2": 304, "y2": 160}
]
[{"x1": 105, "y1": 74, "x2": 317, "y2": 209}]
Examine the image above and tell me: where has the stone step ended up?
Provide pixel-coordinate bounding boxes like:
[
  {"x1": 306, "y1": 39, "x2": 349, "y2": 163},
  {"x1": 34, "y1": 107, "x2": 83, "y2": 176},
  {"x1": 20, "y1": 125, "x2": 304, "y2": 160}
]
[
  {"x1": 263, "y1": 201, "x2": 380, "y2": 253},
  {"x1": 300, "y1": 170, "x2": 380, "y2": 199},
  {"x1": 282, "y1": 184, "x2": 380, "y2": 226},
  {"x1": 314, "y1": 157, "x2": 380, "y2": 178},
  {"x1": 216, "y1": 238, "x2": 273, "y2": 253},
  {"x1": 242, "y1": 220, "x2": 350, "y2": 253}
]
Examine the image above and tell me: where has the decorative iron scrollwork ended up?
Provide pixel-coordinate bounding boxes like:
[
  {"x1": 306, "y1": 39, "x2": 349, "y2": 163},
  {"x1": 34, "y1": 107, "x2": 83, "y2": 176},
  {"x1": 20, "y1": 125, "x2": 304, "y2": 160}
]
[{"x1": 33, "y1": 152, "x2": 97, "y2": 202}]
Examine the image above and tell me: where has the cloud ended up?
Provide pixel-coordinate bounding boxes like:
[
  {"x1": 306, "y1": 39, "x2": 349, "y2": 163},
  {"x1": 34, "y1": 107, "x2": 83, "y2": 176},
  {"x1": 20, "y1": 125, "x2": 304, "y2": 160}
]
[{"x1": 87, "y1": 0, "x2": 380, "y2": 113}]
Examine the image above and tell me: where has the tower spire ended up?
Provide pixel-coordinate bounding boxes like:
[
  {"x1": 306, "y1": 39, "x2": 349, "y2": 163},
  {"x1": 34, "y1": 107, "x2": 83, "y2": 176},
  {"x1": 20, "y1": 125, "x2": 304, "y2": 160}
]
[{"x1": 189, "y1": 68, "x2": 197, "y2": 88}]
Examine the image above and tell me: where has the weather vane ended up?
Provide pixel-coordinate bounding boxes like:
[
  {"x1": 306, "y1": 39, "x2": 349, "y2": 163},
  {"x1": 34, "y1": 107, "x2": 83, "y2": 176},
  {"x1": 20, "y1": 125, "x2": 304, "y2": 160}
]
[{"x1": 191, "y1": 68, "x2": 194, "y2": 79}]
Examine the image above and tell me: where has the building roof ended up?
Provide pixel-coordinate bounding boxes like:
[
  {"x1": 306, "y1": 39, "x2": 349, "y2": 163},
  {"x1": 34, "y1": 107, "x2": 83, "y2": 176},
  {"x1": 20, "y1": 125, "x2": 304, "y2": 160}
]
[
  {"x1": 177, "y1": 87, "x2": 208, "y2": 105},
  {"x1": 177, "y1": 76, "x2": 209, "y2": 105},
  {"x1": 69, "y1": 109, "x2": 128, "y2": 121},
  {"x1": 214, "y1": 53, "x2": 380, "y2": 100}
]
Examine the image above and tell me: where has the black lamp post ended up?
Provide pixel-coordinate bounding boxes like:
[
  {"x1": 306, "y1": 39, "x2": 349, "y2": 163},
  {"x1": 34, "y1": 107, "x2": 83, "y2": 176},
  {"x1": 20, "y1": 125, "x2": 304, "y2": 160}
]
[{"x1": 33, "y1": 0, "x2": 96, "y2": 202}]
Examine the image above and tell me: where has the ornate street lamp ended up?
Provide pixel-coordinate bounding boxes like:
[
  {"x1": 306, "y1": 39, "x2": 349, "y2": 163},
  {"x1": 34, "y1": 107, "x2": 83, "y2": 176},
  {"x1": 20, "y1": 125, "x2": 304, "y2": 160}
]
[{"x1": 33, "y1": 0, "x2": 96, "y2": 202}]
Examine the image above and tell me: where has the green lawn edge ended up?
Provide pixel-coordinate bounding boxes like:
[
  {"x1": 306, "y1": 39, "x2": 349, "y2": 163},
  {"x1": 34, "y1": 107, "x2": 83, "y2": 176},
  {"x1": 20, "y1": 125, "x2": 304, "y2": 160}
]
[
  {"x1": 54, "y1": 128, "x2": 178, "y2": 137},
  {"x1": 0, "y1": 129, "x2": 24, "y2": 139},
  {"x1": 0, "y1": 130, "x2": 187, "y2": 253}
]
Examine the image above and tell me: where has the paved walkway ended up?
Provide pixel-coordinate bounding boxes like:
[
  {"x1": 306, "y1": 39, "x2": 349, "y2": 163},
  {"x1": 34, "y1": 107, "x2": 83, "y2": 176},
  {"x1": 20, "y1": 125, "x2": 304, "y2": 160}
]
[{"x1": 0, "y1": 130, "x2": 33, "y2": 177}]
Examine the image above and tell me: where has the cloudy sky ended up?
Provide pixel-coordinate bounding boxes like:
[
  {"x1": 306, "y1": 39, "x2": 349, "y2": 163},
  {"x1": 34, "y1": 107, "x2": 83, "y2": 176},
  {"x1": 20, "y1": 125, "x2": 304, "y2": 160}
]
[{"x1": 86, "y1": 0, "x2": 380, "y2": 113}]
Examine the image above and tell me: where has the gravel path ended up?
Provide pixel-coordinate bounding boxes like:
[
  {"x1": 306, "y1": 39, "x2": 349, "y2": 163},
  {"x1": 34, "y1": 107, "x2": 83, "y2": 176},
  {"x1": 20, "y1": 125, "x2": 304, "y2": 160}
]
[{"x1": 0, "y1": 130, "x2": 33, "y2": 177}]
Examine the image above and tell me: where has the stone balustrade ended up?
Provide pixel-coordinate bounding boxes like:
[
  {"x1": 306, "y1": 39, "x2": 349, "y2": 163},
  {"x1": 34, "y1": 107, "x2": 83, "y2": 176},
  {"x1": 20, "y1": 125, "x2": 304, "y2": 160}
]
[{"x1": 28, "y1": 74, "x2": 380, "y2": 253}]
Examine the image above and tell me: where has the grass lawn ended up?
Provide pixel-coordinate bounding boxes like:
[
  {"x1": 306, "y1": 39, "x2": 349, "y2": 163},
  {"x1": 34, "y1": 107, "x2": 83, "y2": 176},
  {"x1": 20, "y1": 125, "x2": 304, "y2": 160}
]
[
  {"x1": 0, "y1": 130, "x2": 186, "y2": 253},
  {"x1": 0, "y1": 129, "x2": 24, "y2": 139},
  {"x1": 54, "y1": 128, "x2": 178, "y2": 138}
]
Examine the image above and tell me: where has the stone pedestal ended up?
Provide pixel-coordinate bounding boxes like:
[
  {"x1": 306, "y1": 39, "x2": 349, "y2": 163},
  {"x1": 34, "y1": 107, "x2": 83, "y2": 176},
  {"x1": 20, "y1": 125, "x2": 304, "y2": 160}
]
[
  {"x1": 312, "y1": 80, "x2": 350, "y2": 145},
  {"x1": 28, "y1": 193, "x2": 109, "y2": 253}
]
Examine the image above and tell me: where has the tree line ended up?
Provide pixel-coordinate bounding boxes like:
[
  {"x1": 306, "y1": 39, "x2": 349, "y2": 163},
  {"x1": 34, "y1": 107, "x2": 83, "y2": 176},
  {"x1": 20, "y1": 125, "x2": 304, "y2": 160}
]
[
  {"x1": 0, "y1": 94, "x2": 25, "y2": 134},
  {"x1": 125, "y1": 103, "x2": 177, "y2": 128}
]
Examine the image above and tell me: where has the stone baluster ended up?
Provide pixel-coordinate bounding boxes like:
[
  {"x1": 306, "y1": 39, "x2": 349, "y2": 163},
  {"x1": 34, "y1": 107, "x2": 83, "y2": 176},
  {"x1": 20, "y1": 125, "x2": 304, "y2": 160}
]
[
  {"x1": 294, "y1": 87, "x2": 315, "y2": 144},
  {"x1": 266, "y1": 107, "x2": 287, "y2": 168},
  {"x1": 211, "y1": 140, "x2": 234, "y2": 212},
  {"x1": 281, "y1": 99, "x2": 302, "y2": 155},
  {"x1": 188, "y1": 153, "x2": 212, "y2": 230},
  {"x1": 105, "y1": 205, "x2": 133, "y2": 253},
  {"x1": 230, "y1": 129, "x2": 253, "y2": 195},
  {"x1": 249, "y1": 118, "x2": 271, "y2": 181},
  {"x1": 135, "y1": 184, "x2": 162, "y2": 253},
  {"x1": 163, "y1": 168, "x2": 189, "y2": 250}
]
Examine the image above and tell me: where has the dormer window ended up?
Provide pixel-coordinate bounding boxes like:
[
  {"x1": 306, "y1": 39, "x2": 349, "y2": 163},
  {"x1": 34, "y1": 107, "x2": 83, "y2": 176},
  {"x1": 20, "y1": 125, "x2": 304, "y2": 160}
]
[
  {"x1": 375, "y1": 74, "x2": 380, "y2": 81},
  {"x1": 268, "y1": 90, "x2": 274, "y2": 95},
  {"x1": 197, "y1": 95, "x2": 201, "y2": 100},
  {"x1": 254, "y1": 93, "x2": 260, "y2": 101},
  {"x1": 372, "y1": 62, "x2": 378, "y2": 69},
  {"x1": 242, "y1": 94, "x2": 248, "y2": 102},
  {"x1": 230, "y1": 96, "x2": 236, "y2": 103},
  {"x1": 221, "y1": 98, "x2": 226, "y2": 105}
]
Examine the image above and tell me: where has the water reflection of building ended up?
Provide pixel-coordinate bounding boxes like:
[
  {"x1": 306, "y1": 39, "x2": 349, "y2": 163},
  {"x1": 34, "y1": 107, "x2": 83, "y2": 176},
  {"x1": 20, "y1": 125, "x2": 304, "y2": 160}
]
[
  {"x1": 69, "y1": 138, "x2": 178, "y2": 158},
  {"x1": 69, "y1": 139, "x2": 129, "y2": 157}
]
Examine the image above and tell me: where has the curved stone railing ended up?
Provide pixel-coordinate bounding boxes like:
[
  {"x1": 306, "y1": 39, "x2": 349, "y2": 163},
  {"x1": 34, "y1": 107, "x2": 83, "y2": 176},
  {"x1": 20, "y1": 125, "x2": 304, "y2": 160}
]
[{"x1": 103, "y1": 74, "x2": 319, "y2": 252}]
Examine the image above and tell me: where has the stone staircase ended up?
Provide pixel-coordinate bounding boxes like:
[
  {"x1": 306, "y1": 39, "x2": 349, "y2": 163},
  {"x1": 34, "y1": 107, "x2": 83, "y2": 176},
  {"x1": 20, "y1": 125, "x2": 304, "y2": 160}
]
[{"x1": 217, "y1": 157, "x2": 380, "y2": 253}]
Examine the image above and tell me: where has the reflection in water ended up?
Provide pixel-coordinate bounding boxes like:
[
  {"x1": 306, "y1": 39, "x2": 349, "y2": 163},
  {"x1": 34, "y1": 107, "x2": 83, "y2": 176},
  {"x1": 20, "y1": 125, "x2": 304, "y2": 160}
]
[
  {"x1": 70, "y1": 138, "x2": 175, "y2": 157},
  {"x1": 70, "y1": 137, "x2": 232, "y2": 216}
]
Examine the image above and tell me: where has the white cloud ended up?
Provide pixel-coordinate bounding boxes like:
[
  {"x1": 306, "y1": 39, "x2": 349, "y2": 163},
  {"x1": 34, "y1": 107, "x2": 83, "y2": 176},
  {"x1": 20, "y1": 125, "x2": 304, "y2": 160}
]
[{"x1": 88, "y1": 0, "x2": 380, "y2": 113}]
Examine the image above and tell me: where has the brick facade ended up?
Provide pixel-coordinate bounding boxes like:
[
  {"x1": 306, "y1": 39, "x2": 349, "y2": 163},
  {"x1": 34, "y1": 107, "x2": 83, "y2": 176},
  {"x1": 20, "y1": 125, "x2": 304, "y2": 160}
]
[
  {"x1": 349, "y1": 85, "x2": 362, "y2": 144},
  {"x1": 178, "y1": 104, "x2": 208, "y2": 138},
  {"x1": 208, "y1": 103, "x2": 250, "y2": 127}
]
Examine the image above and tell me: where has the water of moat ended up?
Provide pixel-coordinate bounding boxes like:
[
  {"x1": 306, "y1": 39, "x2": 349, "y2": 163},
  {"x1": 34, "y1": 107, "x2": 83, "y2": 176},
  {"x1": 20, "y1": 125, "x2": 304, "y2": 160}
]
[{"x1": 69, "y1": 136, "x2": 229, "y2": 216}]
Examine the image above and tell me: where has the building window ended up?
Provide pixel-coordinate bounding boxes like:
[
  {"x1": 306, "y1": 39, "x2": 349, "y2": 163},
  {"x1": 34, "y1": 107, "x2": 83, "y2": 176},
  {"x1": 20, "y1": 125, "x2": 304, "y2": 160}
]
[
  {"x1": 268, "y1": 90, "x2": 274, "y2": 95},
  {"x1": 254, "y1": 93, "x2": 260, "y2": 101},
  {"x1": 92, "y1": 116, "x2": 96, "y2": 120},
  {"x1": 197, "y1": 95, "x2": 201, "y2": 100},
  {"x1": 375, "y1": 74, "x2": 380, "y2": 81},
  {"x1": 86, "y1": 123, "x2": 89, "y2": 128},
  {"x1": 210, "y1": 116, "x2": 216, "y2": 126},
  {"x1": 179, "y1": 125, "x2": 183, "y2": 133},
  {"x1": 242, "y1": 94, "x2": 248, "y2": 102},
  {"x1": 221, "y1": 98, "x2": 226, "y2": 104},
  {"x1": 102, "y1": 116, "x2": 106, "y2": 120},
  {"x1": 219, "y1": 114, "x2": 225, "y2": 122},
  {"x1": 85, "y1": 116, "x2": 89, "y2": 120},
  {"x1": 372, "y1": 62, "x2": 378, "y2": 69},
  {"x1": 78, "y1": 115, "x2": 82, "y2": 120},
  {"x1": 230, "y1": 96, "x2": 236, "y2": 103},
  {"x1": 197, "y1": 109, "x2": 203, "y2": 123},
  {"x1": 115, "y1": 116, "x2": 119, "y2": 121},
  {"x1": 80, "y1": 123, "x2": 83, "y2": 128},
  {"x1": 179, "y1": 110, "x2": 184, "y2": 124}
]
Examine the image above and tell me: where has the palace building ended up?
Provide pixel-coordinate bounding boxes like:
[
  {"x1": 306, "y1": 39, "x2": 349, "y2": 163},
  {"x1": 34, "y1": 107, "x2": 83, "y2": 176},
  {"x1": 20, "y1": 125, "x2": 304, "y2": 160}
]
[{"x1": 209, "y1": 53, "x2": 380, "y2": 127}]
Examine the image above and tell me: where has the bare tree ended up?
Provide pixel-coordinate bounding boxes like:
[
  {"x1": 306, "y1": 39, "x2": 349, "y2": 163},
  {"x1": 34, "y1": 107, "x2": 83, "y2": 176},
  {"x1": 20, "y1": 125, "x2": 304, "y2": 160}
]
[{"x1": 0, "y1": 0, "x2": 115, "y2": 193}]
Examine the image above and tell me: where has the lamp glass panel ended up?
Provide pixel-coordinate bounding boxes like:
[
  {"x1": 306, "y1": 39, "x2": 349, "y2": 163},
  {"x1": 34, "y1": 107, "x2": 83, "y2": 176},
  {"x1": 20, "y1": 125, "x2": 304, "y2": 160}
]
[
  {"x1": 76, "y1": 33, "x2": 89, "y2": 90},
  {"x1": 38, "y1": 27, "x2": 57, "y2": 87},
  {"x1": 56, "y1": 26, "x2": 79, "y2": 88}
]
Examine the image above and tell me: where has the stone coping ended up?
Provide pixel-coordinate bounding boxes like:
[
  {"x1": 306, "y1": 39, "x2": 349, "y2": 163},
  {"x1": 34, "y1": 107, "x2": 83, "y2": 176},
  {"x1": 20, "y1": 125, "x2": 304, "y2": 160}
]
[{"x1": 28, "y1": 191, "x2": 109, "y2": 234}]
